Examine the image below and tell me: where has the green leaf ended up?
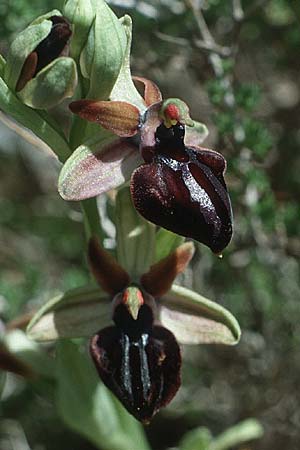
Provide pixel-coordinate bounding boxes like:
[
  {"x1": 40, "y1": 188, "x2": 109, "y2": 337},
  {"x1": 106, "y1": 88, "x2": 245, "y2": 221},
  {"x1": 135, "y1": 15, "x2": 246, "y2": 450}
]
[
  {"x1": 0, "y1": 76, "x2": 71, "y2": 161},
  {"x1": 4, "y1": 330, "x2": 55, "y2": 378},
  {"x1": 210, "y1": 419, "x2": 264, "y2": 450},
  {"x1": 110, "y1": 15, "x2": 146, "y2": 110},
  {"x1": 155, "y1": 228, "x2": 184, "y2": 262},
  {"x1": 161, "y1": 284, "x2": 241, "y2": 345},
  {"x1": 27, "y1": 285, "x2": 111, "y2": 342},
  {"x1": 116, "y1": 187, "x2": 156, "y2": 281},
  {"x1": 179, "y1": 427, "x2": 213, "y2": 450},
  {"x1": 56, "y1": 340, "x2": 151, "y2": 450}
]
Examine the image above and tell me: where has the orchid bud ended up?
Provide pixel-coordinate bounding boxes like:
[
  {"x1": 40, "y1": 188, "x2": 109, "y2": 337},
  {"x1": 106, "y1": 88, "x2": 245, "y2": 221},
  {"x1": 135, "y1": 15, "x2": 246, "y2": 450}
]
[
  {"x1": 79, "y1": 0, "x2": 127, "y2": 99},
  {"x1": 63, "y1": 0, "x2": 94, "y2": 60},
  {"x1": 4, "y1": 11, "x2": 77, "y2": 109}
]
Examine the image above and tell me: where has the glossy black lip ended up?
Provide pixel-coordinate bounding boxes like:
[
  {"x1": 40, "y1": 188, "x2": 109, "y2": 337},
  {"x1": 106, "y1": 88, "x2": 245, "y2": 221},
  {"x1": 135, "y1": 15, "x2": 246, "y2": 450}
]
[
  {"x1": 131, "y1": 122, "x2": 233, "y2": 254},
  {"x1": 90, "y1": 303, "x2": 181, "y2": 423}
]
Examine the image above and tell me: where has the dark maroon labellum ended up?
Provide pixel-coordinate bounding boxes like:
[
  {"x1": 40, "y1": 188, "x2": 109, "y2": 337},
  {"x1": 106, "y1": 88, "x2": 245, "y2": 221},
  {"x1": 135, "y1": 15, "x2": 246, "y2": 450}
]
[
  {"x1": 131, "y1": 123, "x2": 233, "y2": 254},
  {"x1": 90, "y1": 302, "x2": 181, "y2": 423},
  {"x1": 16, "y1": 16, "x2": 72, "y2": 91}
]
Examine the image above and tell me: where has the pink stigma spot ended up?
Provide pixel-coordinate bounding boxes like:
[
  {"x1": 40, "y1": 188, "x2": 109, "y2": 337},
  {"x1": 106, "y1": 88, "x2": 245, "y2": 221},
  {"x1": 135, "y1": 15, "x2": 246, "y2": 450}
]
[{"x1": 165, "y1": 104, "x2": 180, "y2": 121}]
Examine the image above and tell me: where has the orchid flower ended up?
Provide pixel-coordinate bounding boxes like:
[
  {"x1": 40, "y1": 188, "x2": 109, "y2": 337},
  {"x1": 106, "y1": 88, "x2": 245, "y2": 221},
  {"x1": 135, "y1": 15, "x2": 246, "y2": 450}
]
[
  {"x1": 26, "y1": 188, "x2": 240, "y2": 423},
  {"x1": 58, "y1": 75, "x2": 233, "y2": 254}
]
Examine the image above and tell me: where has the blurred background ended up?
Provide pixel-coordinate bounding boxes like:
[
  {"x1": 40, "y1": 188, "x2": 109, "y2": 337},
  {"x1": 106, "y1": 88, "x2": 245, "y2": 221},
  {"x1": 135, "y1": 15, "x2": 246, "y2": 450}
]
[{"x1": 0, "y1": 0, "x2": 300, "y2": 449}]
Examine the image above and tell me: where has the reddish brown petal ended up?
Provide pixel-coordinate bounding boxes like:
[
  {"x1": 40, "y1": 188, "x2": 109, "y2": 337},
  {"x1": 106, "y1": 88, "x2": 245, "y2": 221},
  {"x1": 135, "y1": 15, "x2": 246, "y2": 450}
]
[
  {"x1": 35, "y1": 16, "x2": 72, "y2": 73},
  {"x1": 90, "y1": 322, "x2": 181, "y2": 423},
  {"x1": 133, "y1": 76, "x2": 162, "y2": 106},
  {"x1": 16, "y1": 52, "x2": 38, "y2": 92},
  {"x1": 69, "y1": 100, "x2": 140, "y2": 137},
  {"x1": 88, "y1": 237, "x2": 130, "y2": 295},
  {"x1": 141, "y1": 242, "x2": 195, "y2": 297}
]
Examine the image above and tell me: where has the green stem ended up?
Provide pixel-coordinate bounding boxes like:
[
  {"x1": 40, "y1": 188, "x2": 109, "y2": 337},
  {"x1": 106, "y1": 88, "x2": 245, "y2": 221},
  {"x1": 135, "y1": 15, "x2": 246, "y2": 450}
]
[
  {"x1": 68, "y1": 73, "x2": 104, "y2": 244},
  {"x1": 81, "y1": 198, "x2": 104, "y2": 242}
]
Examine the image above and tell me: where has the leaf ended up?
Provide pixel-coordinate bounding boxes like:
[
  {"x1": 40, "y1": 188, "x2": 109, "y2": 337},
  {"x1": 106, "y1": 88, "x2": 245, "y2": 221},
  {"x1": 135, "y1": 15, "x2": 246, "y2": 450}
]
[
  {"x1": 160, "y1": 284, "x2": 241, "y2": 345},
  {"x1": 154, "y1": 228, "x2": 184, "y2": 262},
  {"x1": 27, "y1": 285, "x2": 111, "y2": 342},
  {"x1": 115, "y1": 187, "x2": 156, "y2": 281},
  {"x1": 210, "y1": 419, "x2": 264, "y2": 450},
  {"x1": 56, "y1": 340, "x2": 151, "y2": 450},
  {"x1": 179, "y1": 427, "x2": 213, "y2": 450},
  {"x1": 58, "y1": 137, "x2": 142, "y2": 200}
]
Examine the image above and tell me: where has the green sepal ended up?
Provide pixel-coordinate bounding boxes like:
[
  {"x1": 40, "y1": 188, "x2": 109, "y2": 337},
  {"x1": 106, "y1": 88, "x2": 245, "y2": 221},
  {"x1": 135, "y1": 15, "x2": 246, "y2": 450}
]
[
  {"x1": 29, "y1": 9, "x2": 63, "y2": 25},
  {"x1": 27, "y1": 285, "x2": 111, "y2": 342},
  {"x1": 161, "y1": 284, "x2": 241, "y2": 345},
  {"x1": 63, "y1": 0, "x2": 94, "y2": 60},
  {"x1": 80, "y1": 0, "x2": 127, "y2": 99},
  {"x1": 4, "y1": 19, "x2": 52, "y2": 90},
  {"x1": 115, "y1": 187, "x2": 156, "y2": 281},
  {"x1": 17, "y1": 56, "x2": 77, "y2": 109}
]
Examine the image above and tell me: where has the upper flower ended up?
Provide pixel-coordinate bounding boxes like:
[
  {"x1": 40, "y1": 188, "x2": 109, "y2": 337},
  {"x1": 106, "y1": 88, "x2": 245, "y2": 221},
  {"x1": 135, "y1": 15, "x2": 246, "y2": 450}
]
[{"x1": 59, "y1": 76, "x2": 233, "y2": 254}]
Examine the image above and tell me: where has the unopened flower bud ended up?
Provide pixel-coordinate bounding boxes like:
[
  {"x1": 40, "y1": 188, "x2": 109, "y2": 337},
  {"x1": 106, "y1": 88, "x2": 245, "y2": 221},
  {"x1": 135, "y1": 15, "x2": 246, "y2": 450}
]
[
  {"x1": 63, "y1": 0, "x2": 94, "y2": 60},
  {"x1": 4, "y1": 11, "x2": 77, "y2": 109},
  {"x1": 79, "y1": 0, "x2": 127, "y2": 99}
]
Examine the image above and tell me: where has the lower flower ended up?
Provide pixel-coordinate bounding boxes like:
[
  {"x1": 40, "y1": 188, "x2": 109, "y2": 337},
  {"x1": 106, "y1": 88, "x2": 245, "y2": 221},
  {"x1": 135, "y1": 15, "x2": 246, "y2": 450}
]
[{"x1": 90, "y1": 287, "x2": 181, "y2": 423}]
